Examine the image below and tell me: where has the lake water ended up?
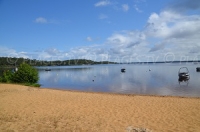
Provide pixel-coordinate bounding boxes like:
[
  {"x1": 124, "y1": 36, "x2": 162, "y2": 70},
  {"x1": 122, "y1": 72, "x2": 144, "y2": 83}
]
[{"x1": 36, "y1": 63, "x2": 200, "y2": 97}]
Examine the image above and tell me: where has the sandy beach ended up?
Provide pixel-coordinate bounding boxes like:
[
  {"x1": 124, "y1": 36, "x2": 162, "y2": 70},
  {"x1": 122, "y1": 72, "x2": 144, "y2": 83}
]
[{"x1": 0, "y1": 84, "x2": 200, "y2": 132}]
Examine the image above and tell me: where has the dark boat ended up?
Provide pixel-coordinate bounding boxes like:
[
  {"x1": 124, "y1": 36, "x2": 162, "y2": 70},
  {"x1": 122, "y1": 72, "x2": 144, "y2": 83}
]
[
  {"x1": 178, "y1": 67, "x2": 189, "y2": 79},
  {"x1": 121, "y1": 68, "x2": 126, "y2": 73},
  {"x1": 196, "y1": 67, "x2": 200, "y2": 72},
  {"x1": 45, "y1": 68, "x2": 51, "y2": 71}
]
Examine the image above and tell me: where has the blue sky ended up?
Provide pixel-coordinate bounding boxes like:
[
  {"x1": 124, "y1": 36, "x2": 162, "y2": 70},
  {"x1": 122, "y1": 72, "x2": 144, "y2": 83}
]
[{"x1": 0, "y1": 0, "x2": 200, "y2": 62}]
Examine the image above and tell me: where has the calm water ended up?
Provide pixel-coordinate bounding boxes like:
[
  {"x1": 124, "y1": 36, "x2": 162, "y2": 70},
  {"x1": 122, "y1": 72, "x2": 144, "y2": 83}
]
[{"x1": 36, "y1": 63, "x2": 200, "y2": 97}]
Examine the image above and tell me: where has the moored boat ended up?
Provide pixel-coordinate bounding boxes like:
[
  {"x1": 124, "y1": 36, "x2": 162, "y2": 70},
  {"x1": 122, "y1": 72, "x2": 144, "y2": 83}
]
[
  {"x1": 197, "y1": 67, "x2": 200, "y2": 72},
  {"x1": 45, "y1": 68, "x2": 51, "y2": 71},
  {"x1": 121, "y1": 68, "x2": 126, "y2": 73},
  {"x1": 178, "y1": 67, "x2": 190, "y2": 79}
]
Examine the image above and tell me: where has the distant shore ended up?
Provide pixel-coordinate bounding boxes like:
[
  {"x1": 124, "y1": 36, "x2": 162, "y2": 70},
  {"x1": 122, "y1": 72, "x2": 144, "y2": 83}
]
[
  {"x1": 0, "y1": 56, "x2": 199, "y2": 68},
  {"x1": 0, "y1": 83, "x2": 200, "y2": 131}
]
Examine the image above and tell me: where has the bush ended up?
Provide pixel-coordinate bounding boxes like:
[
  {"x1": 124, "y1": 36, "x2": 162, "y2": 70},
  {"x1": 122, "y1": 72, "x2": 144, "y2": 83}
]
[
  {"x1": 0, "y1": 70, "x2": 13, "y2": 83},
  {"x1": 12, "y1": 63, "x2": 39, "y2": 84}
]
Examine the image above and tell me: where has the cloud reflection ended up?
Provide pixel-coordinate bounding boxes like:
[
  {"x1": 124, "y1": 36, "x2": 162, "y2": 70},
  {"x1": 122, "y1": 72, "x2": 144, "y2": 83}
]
[{"x1": 38, "y1": 64, "x2": 200, "y2": 97}]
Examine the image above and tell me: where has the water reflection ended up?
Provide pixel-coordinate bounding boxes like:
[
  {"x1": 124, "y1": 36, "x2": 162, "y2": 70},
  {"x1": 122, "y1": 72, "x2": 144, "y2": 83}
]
[
  {"x1": 37, "y1": 64, "x2": 200, "y2": 97},
  {"x1": 178, "y1": 77, "x2": 190, "y2": 86}
]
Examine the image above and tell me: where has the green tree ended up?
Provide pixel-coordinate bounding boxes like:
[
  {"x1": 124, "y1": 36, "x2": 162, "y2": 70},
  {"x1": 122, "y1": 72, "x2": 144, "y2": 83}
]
[{"x1": 12, "y1": 63, "x2": 39, "y2": 84}]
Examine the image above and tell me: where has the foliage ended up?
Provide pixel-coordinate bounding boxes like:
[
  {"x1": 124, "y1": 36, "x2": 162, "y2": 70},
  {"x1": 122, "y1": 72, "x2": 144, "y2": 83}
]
[
  {"x1": 12, "y1": 63, "x2": 39, "y2": 84},
  {"x1": 0, "y1": 70, "x2": 13, "y2": 83},
  {"x1": 0, "y1": 57, "x2": 117, "y2": 67},
  {"x1": 0, "y1": 63, "x2": 40, "y2": 87},
  {"x1": 24, "y1": 83, "x2": 41, "y2": 87}
]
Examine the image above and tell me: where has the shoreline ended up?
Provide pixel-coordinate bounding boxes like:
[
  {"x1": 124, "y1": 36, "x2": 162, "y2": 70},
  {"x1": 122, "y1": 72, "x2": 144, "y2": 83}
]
[
  {"x1": 1, "y1": 83, "x2": 200, "y2": 131},
  {"x1": 40, "y1": 86, "x2": 200, "y2": 99},
  {"x1": 4, "y1": 83, "x2": 199, "y2": 99}
]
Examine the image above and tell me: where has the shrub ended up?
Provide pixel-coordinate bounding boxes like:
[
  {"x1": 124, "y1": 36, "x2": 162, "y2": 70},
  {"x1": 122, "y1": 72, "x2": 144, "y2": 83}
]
[
  {"x1": 0, "y1": 70, "x2": 13, "y2": 83},
  {"x1": 12, "y1": 63, "x2": 39, "y2": 84}
]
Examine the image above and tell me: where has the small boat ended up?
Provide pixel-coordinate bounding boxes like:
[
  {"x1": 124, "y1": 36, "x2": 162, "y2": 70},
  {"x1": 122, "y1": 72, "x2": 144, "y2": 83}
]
[
  {"x1": 197, "y1": 67, "x2": 200, "y2": 72},
  {"x1": 45, "y1": 68, "x2": 51, "y2": 71},
  {"x1": 121, "y1": 68, "x2": 126, "y2": 73},
  {"x1": 178, "y1": 67, "x2": 189, "y2": 79},
  {"x1": 196, "y1": 67, "x2": 200, "y2": 72}
]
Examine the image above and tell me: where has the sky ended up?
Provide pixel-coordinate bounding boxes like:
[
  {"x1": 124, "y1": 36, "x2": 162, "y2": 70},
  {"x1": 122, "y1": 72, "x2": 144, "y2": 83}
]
[{"x1": 0, "y1": 0, "x2": 200, "y2": 62}]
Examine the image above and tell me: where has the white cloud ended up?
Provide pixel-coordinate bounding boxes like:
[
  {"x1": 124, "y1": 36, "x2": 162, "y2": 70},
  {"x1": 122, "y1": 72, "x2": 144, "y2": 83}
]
[
  {"x1": 86, "y1": 37, "x2": 93, "y2": 42},
  {"x1": 102, "y1": 9, "x2": 200, "y2": 62},
  {"x1": 94, "y1": 1, "x2": 131, "y2": 13},
  {"x1": 0, "y1": 46, "x2": 16, "y2": 57},
  {"x1": 122, "y1": 4, "x2": 129, "y2": 12},
  {"x1": 149, "y1": 42, "x2": 166, "y2": 52},
  {"x1": 144, "y1": 10, "x2": 200, "y2": 60},
  {"x1": 98, "y1": 14, "x2": 108, "y2": 19},
  {"x1": 37, "y1": 48, "x2": 68, "y2": 60},
  {"x1": 145, "y1": 11, "x2": 200, "y2": 39},
  {"x1": 0, "y1": 46, "x2": 30, "y2": 59},
  {"x1": 45, "y1": 48, "x2": 61, "y2": 56},
  {"x1": 134, "y1": 4, "x2": 143, "y2": 13},
  {"x1": 35, "y1": 17, "x2": 47, "y2": 24},
  {"x1": 106, "y1": 31, "x2": 148, "y2": 62},
  {"x1": 95, "y1": 0, "x2": 111, "y2": 7},
  {"x1": 134, "y1": 0, "x2": 146, "y2": 3},
  {"x1": 107, "y1": 31, "x2": 145, "y2": 47}
]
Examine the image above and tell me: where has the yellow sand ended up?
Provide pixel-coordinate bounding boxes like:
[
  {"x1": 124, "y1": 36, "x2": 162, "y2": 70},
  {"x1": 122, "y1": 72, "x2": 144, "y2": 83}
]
[{"x1": 0, "y1": 84, "x2": 200, "y2": 132}]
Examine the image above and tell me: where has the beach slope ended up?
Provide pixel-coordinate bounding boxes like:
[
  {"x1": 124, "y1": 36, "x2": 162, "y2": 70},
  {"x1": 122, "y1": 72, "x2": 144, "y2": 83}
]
[{"x1": 0, "y1": 84, "x2": 200, "y2": 131}]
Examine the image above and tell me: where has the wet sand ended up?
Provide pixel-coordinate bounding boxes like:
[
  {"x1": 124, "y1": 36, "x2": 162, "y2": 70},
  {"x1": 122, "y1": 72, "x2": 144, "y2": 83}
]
[{"x1": 0, "y1": 84, "x2": 200, "y2": 132}]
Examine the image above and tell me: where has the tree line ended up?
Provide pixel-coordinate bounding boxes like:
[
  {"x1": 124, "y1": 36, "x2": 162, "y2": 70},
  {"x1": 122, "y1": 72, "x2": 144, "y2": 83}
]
[{"x1": 0, "y1": 57, "x2": 116, "y2": 67}]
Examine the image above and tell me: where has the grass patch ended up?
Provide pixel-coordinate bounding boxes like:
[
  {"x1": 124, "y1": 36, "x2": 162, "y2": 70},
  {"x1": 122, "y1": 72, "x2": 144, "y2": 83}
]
[
  {"x1": 0, "y1": 82, "x2": 41, "y2": 88},
  {"x1": 24, "y1": 83, "x2": 41, "y2": 87}
]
